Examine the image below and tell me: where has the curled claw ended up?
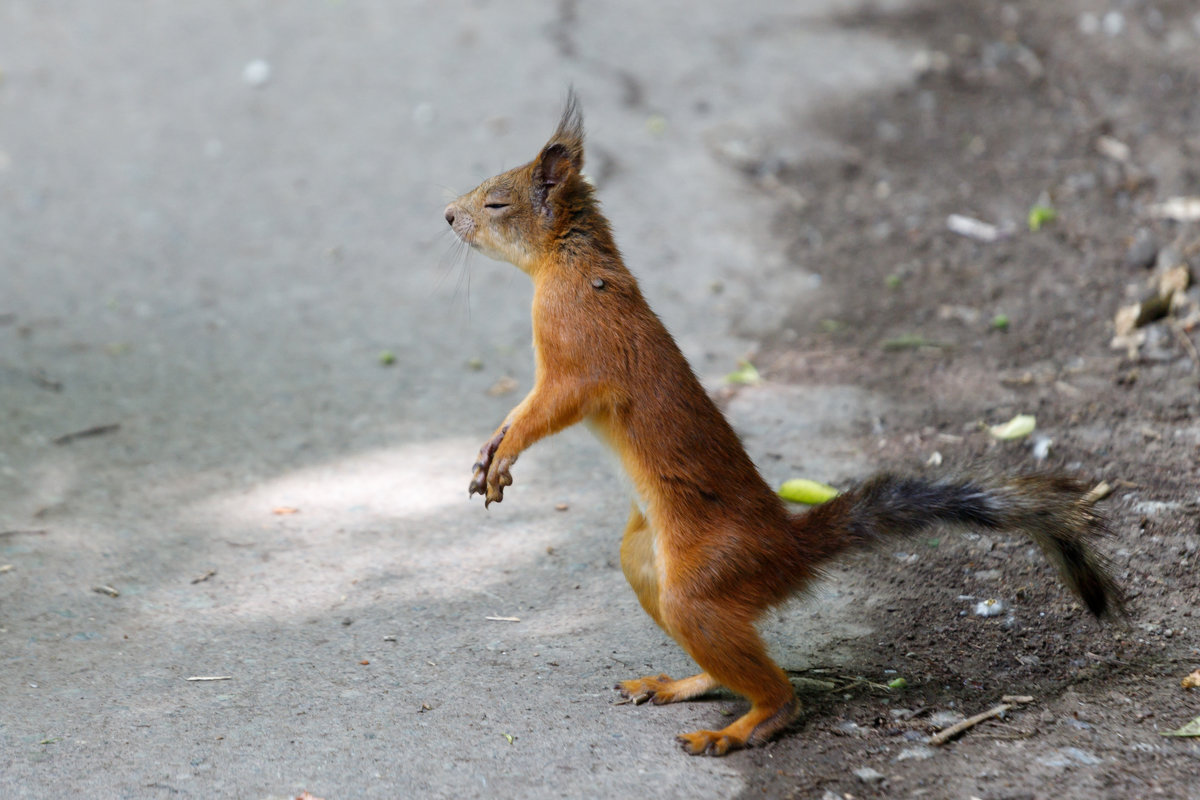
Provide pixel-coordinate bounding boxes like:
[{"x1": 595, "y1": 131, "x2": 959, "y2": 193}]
[
  {"x1": 468, "y1": 466, "x2": 488, "y2": 498},
  {"x1": 484, "y1": 456, "x2": 515, "y2": 507},
  {"x1": 469, "y1": 425, "x2": 509, "y2": 502}
]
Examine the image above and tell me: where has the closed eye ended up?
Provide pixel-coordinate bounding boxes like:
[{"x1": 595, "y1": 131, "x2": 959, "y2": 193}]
[{"x1": 485, "y1": 202, "x2": 510, "y2": 209}]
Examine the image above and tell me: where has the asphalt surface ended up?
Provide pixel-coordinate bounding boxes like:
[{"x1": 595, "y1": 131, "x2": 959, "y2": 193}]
[{"x1": 1, "y1": 2, "x2": 917, "y2": 797}]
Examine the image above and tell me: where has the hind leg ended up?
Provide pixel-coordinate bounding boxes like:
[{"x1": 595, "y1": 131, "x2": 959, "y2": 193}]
[
  {"x1": 662, "y1": 602, "x2": 799, "y2": 756},
  {"x1": 616, "y1": 504, "x2": 727, "y2": 704}
]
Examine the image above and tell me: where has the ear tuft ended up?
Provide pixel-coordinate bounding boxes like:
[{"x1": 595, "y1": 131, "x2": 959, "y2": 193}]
[
  {"x1": 541, "y1": 89, "x2": 584, "y2": 169},
  {"x1": 532, "y1": 88, "x2": 585, "y2": 214},
  {"x1": 552, "y1": 87, "x2": 585, "y2": 161}
]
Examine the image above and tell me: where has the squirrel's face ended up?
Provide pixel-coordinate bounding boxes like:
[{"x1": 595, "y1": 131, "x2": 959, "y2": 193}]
[{"x1": 444, "y1": 169, "x2": 541, "y2": 272}]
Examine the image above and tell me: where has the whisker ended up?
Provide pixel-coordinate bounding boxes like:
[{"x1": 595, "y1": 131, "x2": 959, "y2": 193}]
[{"x1": 436, "y1": 183, "x2": 462, "y2": 202}]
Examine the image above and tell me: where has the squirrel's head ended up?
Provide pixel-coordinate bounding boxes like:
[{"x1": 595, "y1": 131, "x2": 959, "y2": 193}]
[{"x1": 444, "y1": 91, "x2": 593, "y2": 275}]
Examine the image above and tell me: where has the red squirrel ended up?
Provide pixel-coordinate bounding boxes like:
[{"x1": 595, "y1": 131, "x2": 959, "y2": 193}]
[{"x1": 443, "y1": 92, "x2": 1122, "y2": 756}]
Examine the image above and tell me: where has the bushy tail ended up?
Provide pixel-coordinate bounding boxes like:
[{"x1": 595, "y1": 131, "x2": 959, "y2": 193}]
[{"x1": 792, "y1": 473, "x2": 1123, "y2": 618}]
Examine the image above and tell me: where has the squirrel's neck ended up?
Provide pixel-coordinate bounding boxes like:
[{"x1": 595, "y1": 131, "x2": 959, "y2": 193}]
[{"x1": 531, "y1": 206, "x2": 626, "y2": 280}]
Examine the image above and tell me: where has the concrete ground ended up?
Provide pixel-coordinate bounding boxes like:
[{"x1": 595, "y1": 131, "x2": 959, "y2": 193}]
[{"x1": 1, "y1": 2, "x2": 917, "y2": 797}]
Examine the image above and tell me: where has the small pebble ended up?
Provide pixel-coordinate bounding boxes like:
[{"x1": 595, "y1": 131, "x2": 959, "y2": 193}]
[
  {"x1": 896, "y1": 745, "x2": 937, "y2": 761},
  {"x1": 974, "y1": 598, "x2": 1006, "y2": 617},
  {"x1": 853, "y1": 766, "x2": 887, "y2": 785}
]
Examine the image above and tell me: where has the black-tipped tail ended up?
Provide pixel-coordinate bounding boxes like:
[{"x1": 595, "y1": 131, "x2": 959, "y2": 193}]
[{"x1": 794, "y1": 473, "x2": 1123, "y2": 619}]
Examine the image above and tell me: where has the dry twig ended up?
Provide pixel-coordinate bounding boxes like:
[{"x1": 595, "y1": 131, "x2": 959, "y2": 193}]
[
  {"x1": 928, "y1": 696, "x2": 1033, "y2": 746},
  {"x1": 53, "y1": 423, "x2": 120, "y2": 446}
]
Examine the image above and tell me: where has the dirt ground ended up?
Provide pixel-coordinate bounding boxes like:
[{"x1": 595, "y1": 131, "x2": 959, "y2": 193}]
[{"x1": 737, "y1": 1, "x2": 1200, "y2": 797}]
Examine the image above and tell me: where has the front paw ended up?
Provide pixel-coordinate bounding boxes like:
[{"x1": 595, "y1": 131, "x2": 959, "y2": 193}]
[{"x1": 468, "y1": 426, "x2": 508, "y2": 499}]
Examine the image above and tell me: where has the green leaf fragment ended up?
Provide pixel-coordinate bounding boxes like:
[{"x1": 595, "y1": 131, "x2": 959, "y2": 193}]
[
  {"x1": 378, "y1": 350, "x2": 397, "y2": 366},
  {"x1": 779, "y1": 478, "x2": 839, "y2": 505},
  {"x1": 887, "y1": 677, "x2": 908, "y2": 690},
  {"x1": 881, "y1": 334, "x2": 946, "y2": 351},
  {"x1": 503, "y1": 732, "x2": 514, "y2": 744},
  {"x1": 1161, "y1": 715, "x2": 1200, "y2": 737},
  {"x1": 1028, "y1": 204, "x2": 1057, "y2": 232},
  {"x1": 820, "y1": 319, "x2": 845, "y2": 333},
  {"x1": 991, "y1": 313, "x2": 1010, "y2": 330},
  {"x1": 725, "y1": 360, "x2": 761, "y2": 385},
  {"x1": 988, "y1": 413, "x2": 1036, "y2": 440}
]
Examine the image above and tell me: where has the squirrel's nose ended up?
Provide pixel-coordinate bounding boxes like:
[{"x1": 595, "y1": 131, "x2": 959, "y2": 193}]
[{"x1": 444, "y1": 205, "x2": 457, "y2": 226}]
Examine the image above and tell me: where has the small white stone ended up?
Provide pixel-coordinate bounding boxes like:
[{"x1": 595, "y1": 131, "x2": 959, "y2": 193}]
[
  {"x1": 896, "y1": 745, "x2": 938, "y2": 761},
  {"x1": 853, "y1": 766, "x2": 887, "y2": 785},
  {"x1": 242, "y1": 59, "x2": 271, "y2": 87},
  {"x1": 974, "y1": 598, "x2": 1006, "y2": 617}
]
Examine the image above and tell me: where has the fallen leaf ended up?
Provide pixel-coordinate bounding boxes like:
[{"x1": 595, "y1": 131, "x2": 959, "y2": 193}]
[
  {"x1": 487, "y1": 376, "x2": 519, "y2": 396},
  {"x1": 1147, "y1": 197, "x2": 1200, "y2": 222},
  {"x1": 988, "y1": 414, "x2": 1036, "y2": 440},
  {"x1": 1182, "y1": 670, "x2": 1200, "y2": 690},
  {"x1": 1158, "y1": 264, "x2": 1191, "y2": 298},
  {"x1": 1161, "y1": 715, "x2": 1200, "y2": 737},
  {"x1": 1095, "y1": 135, "x2": 1131, "y2": 162},
  {"x1": 1028, "y1": 204, "x2": 1058, "y2": 232},
  {"x1": 724, "y1": 359, "x2": 761, "y2": 385},
  {"x1": 778, "y1": 478, "x2": 839, "y2": 505},
  {"x1": 947, "y1": 213, "x2": 1000, "y2": 242}
]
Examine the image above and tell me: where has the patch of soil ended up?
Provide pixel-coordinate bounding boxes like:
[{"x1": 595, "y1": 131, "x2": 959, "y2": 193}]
[{"x1": 747, "y1": 2, "x2": 1200, "y2": 797}]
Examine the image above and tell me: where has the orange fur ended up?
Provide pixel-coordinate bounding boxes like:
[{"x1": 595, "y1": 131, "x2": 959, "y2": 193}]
[{"x1": 444, "y1": 91, "x2": 1121, "y2": 756}]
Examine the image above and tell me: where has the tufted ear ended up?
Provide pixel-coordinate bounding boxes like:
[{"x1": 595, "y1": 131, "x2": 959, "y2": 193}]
[{"x1": 531, "y1": 90, "x2": 585, "y2": 214}]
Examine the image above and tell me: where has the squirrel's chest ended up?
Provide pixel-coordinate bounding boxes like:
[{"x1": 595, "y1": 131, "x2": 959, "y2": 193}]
[{"x1": 583, "y1": 416, "x2": 645, "y2": 508}]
